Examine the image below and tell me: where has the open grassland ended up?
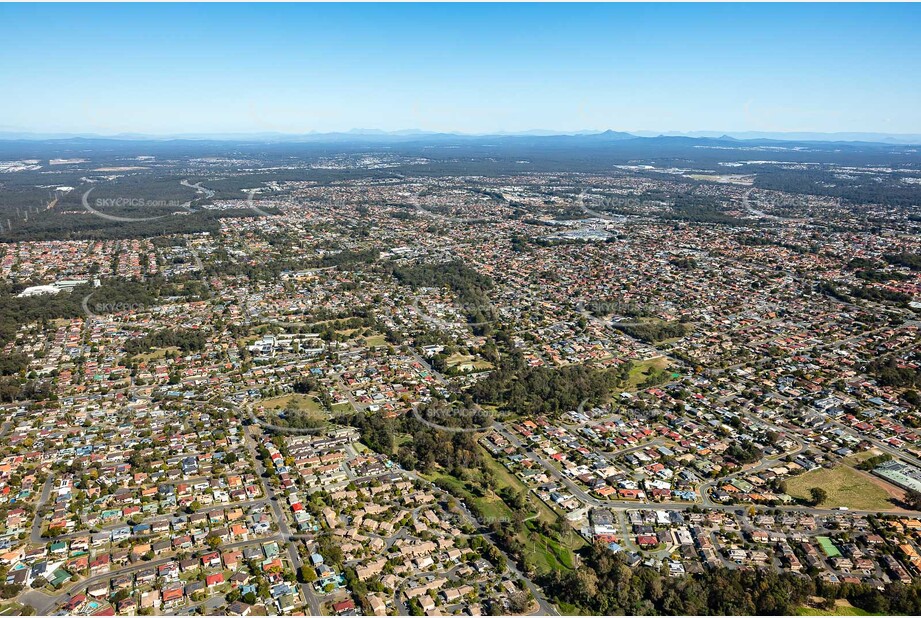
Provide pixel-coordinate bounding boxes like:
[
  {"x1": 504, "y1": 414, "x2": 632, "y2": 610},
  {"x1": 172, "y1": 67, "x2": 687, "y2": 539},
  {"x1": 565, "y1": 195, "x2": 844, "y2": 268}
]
[
  {"x1": 625, "y1": 356, "x2": 672, "y2": 389},
  {"x1": 363, "y1": 333, "x2": 388, "y2": 347},
  {"x1": 787, "y1": 465, "x2": 902, "y2": 511},
  {"x1": 259, "y1": 393, "x2": 325, "y2": 414}
]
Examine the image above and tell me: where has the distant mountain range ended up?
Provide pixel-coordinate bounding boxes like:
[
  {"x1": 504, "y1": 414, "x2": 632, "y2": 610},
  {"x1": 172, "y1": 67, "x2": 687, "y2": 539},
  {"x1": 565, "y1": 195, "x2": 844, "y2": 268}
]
[
  {"x1": 631, "y1": 130, "x2": 921, "y2": 144},
  {"x1": 0, "y1": 129, "x2": 918, "y2": 145}
]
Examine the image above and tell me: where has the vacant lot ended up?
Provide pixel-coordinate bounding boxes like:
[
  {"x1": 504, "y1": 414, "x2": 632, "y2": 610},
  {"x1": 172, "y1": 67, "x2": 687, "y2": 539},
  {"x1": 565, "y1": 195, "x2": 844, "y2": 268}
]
[
  {"x1": 363, "y1": 333, "x2": 388, "y2": 347},
  {"x1": 445, "y1": 352, "x2": 492, "y2": 372},
  {"x1": 260, "y1": 393, "x2": 325, "y2": 414},
  {"x1": 134, "y1": 346, "x2": 179, "y2": 362},
  {"x1": 625, "y1": 356, "x2": 673, "y2": 389},
  {"x1": 787, "y1": 465, "x2": 902, "y2": 511},
  {"x1": 797, "y1": 599, "x2": 880, "y2": 616}
]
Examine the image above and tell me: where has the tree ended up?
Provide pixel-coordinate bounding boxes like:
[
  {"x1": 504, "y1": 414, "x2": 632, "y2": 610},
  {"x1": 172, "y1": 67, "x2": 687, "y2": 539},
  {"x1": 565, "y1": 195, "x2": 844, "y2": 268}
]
[
  {"x1": 810, "y1": 487, "x2": 828, "y2": 506},
  {"x1": 508, "y1": 590, "x2": 532, "y2": 613},
  {"x1": 300, "y1": 565, "x2": 317, "y2": 583},
  {"x1": 904, "y1": 489, "x2": 921, "y2": 510}
]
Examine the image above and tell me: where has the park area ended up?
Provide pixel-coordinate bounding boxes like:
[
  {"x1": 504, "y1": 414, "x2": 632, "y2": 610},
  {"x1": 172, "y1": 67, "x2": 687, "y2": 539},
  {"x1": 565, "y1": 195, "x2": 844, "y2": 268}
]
[{"x1": 786, "y1": 464, "x2": 904, "y2": 511}]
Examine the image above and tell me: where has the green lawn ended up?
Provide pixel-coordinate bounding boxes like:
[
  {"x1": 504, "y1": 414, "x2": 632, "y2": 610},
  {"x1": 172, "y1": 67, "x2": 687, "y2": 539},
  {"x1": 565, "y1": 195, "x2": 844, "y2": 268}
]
[
  {"x1": 261, "y1": 393, "x2": 326, "y2": 414},
  {"x1": 557, "y1": 601, "x2": 584, "y2": 616},
  {"x1": 426, "y1": 471, "x2": 515, "y2": 523},
  {"x1": 786, "y1": 465, "x2": 897, "y2": 511},
  {"x1": 625, "y1": 356, "x2": 672, "y2": 389},
  {"x1": 363, "y1": 334, "x2": 388, "y2": 347},
  {"x1": 816, "y1": 536, "x2": 841, "y2": 558},
  {"x1": 445, "y1": 353, "x2": 493, "y2": 372},
  {"x1": 526, "y1": 520, "x2": 580, "y2": 571}
]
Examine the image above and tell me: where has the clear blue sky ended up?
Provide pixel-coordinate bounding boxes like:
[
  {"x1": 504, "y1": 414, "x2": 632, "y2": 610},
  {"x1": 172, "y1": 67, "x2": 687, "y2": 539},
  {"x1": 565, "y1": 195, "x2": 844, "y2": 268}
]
[{"x1": 1, "y1": 3, "x2": 919, "y2": 135}]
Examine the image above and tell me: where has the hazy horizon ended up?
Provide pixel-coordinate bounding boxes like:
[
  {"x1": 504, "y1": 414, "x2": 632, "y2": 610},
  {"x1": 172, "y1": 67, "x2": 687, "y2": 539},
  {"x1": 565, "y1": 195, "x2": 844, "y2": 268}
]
[{"x1": 3, "y1": 128, "x2": 921, "y2": 145}]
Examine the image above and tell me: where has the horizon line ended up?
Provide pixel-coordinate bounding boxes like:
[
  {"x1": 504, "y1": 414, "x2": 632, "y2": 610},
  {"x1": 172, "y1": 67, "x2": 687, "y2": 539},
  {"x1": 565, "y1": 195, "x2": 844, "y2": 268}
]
[{"x1": 2, "y1": 128, "x2": 921, "y2": 144}]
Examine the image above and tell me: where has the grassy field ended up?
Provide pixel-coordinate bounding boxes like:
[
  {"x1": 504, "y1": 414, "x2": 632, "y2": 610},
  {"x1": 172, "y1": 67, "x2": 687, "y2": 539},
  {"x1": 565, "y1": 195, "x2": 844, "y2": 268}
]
[
  {"x1": 843, "y1": 449, "x2": 885, "y2": 465},
  {"x1": 330, "y1": 402, "x2": 354, "y2": 414},
  {"x1": 480, "y1": 449, "x2": 558, "y2": 524},
  {"x1": 0, "y1": 603, "x2": 26, "y2": 616},
  {"x1": 557, "y1": 601, "x2": 584, "y2": 616},
  {"x1": 786, "y1": 465, "x2": 898, "y2": 511},
  {"x1": 625, "y1": 356, "x2": 672, "y2": 389},
  {"x1": 363, "y1": 334, "x2": 388, "y2": 347},
  {"x1": 445, "y1": 353, "x2": 492, "y2": 372},
  {"x1": 134, "y1": 346, "x2": 179, "y2": 362},
  {"x1": 525, "y1": 519, "x2": 580, "y2": 571},
  {"x1": 260, "y1": 393, "x2": 325, "y2": 414},
  {"x1": 427, "y1": 471, "x2": 515, "y2": 523}
]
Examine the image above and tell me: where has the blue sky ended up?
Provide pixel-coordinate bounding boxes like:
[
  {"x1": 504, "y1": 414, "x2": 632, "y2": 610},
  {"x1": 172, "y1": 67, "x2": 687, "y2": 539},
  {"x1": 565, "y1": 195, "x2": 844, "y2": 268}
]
[{"x1": 1, "y1": 3, "x2": 919, "y2": 135}]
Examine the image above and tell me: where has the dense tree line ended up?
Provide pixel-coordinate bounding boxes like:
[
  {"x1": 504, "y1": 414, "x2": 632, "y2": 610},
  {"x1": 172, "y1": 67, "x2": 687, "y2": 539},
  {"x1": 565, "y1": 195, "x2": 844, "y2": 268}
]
[
  {"x1": 467, "y1": 351, "x2": 620, "y2": 415},
  {"x1": 0, "y1": 204, "x2": 263, "y2": 242},
  {"x1": 613, "y1": 320, "x2": 692, "y2": 344},
  {"x1": 548, "y1": 542, "x2": 921, "y2": 615},
  {"x1": 849, "y1": 284, "x2": 911, "y2": 305},
  {"x1": 819, "y1": 281, "x2": 911, "y2": 307},
  {"x1": 391, "y1": 260, "x2": 496, "y2": 334},
  {"x1": 396, "y1": 413, "x2": 482, "y2": 473},
  {"x1": 855, "y1": 269, "x2": 910, "y2": 283},
  {"x1": 752, "y1": 167, "x2": 921, "y2": 208},
  {"x1": 670, "y1": 256, "x2": 698, "y2": 270},
  {"x1": 315, "y1": 248, "x2": 379, "y2": 268},
  {"x1": 0, "y1": 377, "x2": 52, "y2": 403},
  {"x1": 855, "y1": 453, "x2": 892, "y2": 470},
  {"x1": 0, "y1": 353, "x2": 28, "y2": 376},
  {"x1": 866, "y1": 356, "x2": 921, "y2": 388},
  {"x1": 346, "y1": 411, "x2": 395, "y2": 456},
  {"x1": 346, "y1": 403, "x2": 483, "y2": 474},
  {"x1": 641, "y1": 191, "x2": 744, "y2": 226},
  {"x1": 884, "y1": 252, "x2": 921, "y2": 271},
  {"x1": 123, "y1": 328, "x2": 208, "y2": 355},
  {"x1": 0, "y1": 277, "x2": 200, "y2": 346},
  {"x1": 541, "y1": 543, "x2": 816, "y2": 615},
  {"x1": 846, "y1": 257, "x2": 882, "y2": 270}
]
